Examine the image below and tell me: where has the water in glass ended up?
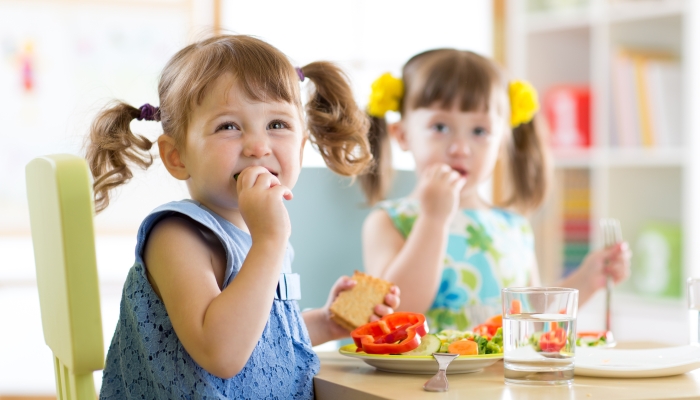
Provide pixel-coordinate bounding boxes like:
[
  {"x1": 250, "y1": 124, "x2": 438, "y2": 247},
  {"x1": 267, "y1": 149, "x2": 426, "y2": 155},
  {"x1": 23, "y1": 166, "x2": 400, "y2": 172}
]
[{"x1": 503, "y1": 313, "x2": 575, "y2": 385}]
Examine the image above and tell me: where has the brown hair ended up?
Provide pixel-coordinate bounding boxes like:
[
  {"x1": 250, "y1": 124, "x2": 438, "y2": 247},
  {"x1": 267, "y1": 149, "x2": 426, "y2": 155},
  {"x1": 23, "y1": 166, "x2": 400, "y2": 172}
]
[
  {"x1": 359, "y1": 49, "x2": 550, "y2": 212},
  {"x1": 85, "y1": 35, "x2": 371, "y2": 213}
]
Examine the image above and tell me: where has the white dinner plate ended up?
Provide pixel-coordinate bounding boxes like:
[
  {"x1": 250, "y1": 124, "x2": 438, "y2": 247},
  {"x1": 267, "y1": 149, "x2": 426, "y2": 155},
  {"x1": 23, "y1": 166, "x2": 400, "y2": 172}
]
[
  {"x1": 574, "y1": 345, "x2": 700, "y2": 378},
  {"x1": 339, "y1": 344, "x2": 503, "y2": 375}
]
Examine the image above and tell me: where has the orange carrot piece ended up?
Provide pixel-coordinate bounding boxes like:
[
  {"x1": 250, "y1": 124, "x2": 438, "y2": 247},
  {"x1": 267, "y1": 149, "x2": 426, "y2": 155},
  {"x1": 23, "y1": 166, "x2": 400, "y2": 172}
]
[
  {"x1": 510, "y1": 299, "x2": 522, "y2": 314},
  {"x1": 448, "y1": 339, "x2": 478, "y2": 355}
]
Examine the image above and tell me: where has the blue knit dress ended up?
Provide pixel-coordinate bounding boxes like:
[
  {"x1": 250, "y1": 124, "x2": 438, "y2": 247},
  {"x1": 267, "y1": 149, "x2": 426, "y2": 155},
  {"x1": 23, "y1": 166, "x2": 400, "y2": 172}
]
[{"x1": 100, "y1": 200, "x2": 319, "y2": 399}]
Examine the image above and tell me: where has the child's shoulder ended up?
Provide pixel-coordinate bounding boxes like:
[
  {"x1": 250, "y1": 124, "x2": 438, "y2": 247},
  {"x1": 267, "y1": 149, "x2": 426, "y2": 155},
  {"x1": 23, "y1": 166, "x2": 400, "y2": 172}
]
[
  {"x1": 371, "y1": 197, "x2": 419, "y2": 239},
  {"x1": 375, "y1": 197, "x2": 419, "y2": 215}
]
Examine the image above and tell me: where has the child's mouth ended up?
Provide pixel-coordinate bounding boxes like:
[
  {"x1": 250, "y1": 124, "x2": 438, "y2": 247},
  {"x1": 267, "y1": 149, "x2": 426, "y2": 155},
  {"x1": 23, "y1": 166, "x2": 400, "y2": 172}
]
[
  {"x1": 452, "y1": 167, "x2": 468, "y2": 177},
  {"x1": 233, "y1": 169, "x2": 278, "y2": 181}
]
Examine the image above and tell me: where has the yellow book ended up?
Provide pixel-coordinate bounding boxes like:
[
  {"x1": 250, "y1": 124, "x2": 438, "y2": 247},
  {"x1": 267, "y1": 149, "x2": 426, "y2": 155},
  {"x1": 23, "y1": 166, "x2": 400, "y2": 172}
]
[{"x1": 633, "y1": 55, "x2": 655, "y2": 148}]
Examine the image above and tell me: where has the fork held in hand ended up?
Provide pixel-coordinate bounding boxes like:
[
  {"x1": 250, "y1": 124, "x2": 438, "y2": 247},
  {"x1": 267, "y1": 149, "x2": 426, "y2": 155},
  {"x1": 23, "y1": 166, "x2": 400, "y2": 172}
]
[{"x1": 599, "y1": 218, "x2": 622, "y2": 339}]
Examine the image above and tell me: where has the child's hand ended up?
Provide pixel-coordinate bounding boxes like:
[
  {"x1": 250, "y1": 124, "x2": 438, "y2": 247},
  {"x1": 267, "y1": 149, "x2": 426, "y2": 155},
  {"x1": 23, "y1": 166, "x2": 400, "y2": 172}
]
[
  {"x1": 417, "y1": 163, "x2": 466, "y2": 220},
  {"x1": 236, "y1": 166, "x2": 293, "y2": 243},
  {"x1": 578, "y1": 242, "x2": 632, "y2": 291},
  {"x1": 322, "y1": 276, "x2": 401, "y2": 338}
]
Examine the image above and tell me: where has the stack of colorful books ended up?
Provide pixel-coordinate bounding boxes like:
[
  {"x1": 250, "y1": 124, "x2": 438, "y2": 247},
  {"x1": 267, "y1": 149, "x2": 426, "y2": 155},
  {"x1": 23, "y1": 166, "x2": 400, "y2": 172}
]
[
  {"x1": 562, "y1": 169, "x2": 590, "y2": 275},
  {"x1": 611, "y1": 48, "x2": 681, "y2": 148}
]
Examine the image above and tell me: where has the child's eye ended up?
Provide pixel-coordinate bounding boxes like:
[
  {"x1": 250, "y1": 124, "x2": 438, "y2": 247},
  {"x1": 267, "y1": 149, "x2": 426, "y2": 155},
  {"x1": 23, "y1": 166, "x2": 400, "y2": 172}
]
[
  {"x1": 432, "y1": 123, "x2": 450, "y2": 134},
  {"x1": 473, "y1": 126, "x2": 489, "y2": 136},
  {"x1": 215, "y1": 122, "x2": 239, "y2": 132},
  {"x1": 268, "y1": 120, "x2": 289, "y2": 130}
]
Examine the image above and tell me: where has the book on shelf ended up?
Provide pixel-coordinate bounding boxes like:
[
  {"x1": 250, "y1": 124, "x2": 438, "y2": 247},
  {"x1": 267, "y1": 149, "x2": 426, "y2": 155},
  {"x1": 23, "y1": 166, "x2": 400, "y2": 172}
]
[
  {"x1": 610, "y1": 48, "x2": 681, "y2": 148},
  {"x1": 631, "y1": 221, "x2": 682, "y2": 299},
  {"x1": 561, "y1": 169, "x2": 590, "y2": 276},
  {"x1": 545, "y1": 85, "x2": 591, "y2": 149}
]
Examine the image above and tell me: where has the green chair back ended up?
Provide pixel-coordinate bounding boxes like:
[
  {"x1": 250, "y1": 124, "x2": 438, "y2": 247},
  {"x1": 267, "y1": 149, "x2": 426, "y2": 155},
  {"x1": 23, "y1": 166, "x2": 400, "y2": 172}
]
[{"x1": 26, "y1": 154, "x2": 104, "y2": 400}]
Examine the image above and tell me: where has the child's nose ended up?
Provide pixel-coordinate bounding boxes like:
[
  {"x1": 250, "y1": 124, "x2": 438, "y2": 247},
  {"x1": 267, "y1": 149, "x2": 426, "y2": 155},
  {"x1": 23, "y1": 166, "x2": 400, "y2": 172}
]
[
  {"x1": 243, "y1": 132, "x2": 272, "y2": 158},
  {"x1": 448, "y1": 136, "x2": 471, "y2": 156}
]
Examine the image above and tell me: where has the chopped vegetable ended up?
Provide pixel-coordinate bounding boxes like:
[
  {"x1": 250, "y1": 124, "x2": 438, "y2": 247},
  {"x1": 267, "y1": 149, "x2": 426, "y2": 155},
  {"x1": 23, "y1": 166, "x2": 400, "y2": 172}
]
[
  {"x1": 510, "y1": 299, "x2": 522, "y2": 314},
  {"x1": 576, "y1": 331, "x2": 608, "y2": 347},
  {"x1": 539, "y1": 327, "x2": 567, "y2": 352},
  {"x1": 485, "y1": 327, "x2": 503, "y2": 354},
  {"x1": 352, "y1": 313, "x2": 504, "y2": 356},
  {"x1": 448, "y1": 339, "x2": 478, "y2": 355},
  {"x1": 403, "y1": 334, "x2": 441, "y2": 356},
  {"x1": 351, "y1": 312, "x2": 428, "y2": 355}
]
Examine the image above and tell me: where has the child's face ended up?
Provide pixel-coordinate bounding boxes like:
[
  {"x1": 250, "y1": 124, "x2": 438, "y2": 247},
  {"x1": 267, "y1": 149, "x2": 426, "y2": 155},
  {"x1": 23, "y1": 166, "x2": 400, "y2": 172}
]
[
  {"x1": 395, "y1": 103, "x2": 506, "y2": 200},
  {"x1": 180, "y1": 73, "x2": 305, "y2": 212}
]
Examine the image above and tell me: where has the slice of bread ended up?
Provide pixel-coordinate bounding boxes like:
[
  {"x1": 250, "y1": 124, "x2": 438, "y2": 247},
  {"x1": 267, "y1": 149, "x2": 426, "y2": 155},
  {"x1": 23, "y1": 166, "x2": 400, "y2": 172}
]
[{"x1": 330, "y1": 271, "x2": 393, "y2": 331}]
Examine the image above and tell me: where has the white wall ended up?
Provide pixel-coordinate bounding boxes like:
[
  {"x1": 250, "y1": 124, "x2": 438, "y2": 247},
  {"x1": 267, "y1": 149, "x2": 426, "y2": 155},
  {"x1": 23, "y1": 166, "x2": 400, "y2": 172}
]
[{"x1": 222, "y1": 0, "x2": 494, "y2": 170}]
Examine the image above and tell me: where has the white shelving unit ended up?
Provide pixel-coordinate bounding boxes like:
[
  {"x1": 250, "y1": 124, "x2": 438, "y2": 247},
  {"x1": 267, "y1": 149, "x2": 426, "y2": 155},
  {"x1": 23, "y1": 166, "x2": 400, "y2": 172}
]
[{"x1": 507, "y1": 0, "x2": 700, "y2": 344}]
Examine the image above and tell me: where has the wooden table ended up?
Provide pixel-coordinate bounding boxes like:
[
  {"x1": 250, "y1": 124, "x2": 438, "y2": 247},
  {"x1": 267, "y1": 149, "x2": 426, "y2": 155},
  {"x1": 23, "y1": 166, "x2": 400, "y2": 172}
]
[{"x1": 313, "y1": 343, "x2": 700, "y2": 400}]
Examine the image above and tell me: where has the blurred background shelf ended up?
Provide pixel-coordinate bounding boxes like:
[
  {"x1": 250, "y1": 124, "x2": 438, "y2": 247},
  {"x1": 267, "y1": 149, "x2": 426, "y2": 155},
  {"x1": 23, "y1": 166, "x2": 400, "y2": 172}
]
[
  {"x1": 608, "y1": 0, "x2": 684, "y2": 23},
  {"x1": 553, "y1": 147, "x2": 687, "y2": 168},
  {"x1": 509, "y1": 0, "x2": 700, "y2": 344},
  {"x1": 526, "y1": 8, "x2": 591, "y2": 33}
]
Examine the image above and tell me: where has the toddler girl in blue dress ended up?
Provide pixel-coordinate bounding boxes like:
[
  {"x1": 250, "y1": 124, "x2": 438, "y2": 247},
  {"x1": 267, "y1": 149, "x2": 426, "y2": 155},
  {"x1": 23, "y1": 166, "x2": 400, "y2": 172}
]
[{"x1": 86, "y1": 34, "x2": 399, "y2": 399}]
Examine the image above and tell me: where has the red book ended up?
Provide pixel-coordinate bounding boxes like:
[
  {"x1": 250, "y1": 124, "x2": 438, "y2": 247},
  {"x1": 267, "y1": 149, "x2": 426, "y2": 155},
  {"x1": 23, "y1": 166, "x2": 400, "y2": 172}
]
[{"x1": 545, "y1": 86, "x2": 591, "y2": 148}]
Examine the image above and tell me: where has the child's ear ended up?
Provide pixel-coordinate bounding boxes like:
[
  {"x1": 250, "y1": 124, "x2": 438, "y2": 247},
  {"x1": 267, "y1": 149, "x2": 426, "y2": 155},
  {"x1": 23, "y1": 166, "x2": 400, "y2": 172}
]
[
  {"x1": 388, "y1": 121, "x2": 409, "y2": 151},
  {"x1": 158, "y1": 134, "x2": 190, "y2": 180}
]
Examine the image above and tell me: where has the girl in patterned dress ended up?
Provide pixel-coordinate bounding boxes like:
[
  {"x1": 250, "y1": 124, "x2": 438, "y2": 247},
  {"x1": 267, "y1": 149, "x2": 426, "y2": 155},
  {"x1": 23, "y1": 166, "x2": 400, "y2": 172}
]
[
  {"x1": 359, "y1": 49, "x2": 629, "y2": 332},
  {"x1": 86, "y1": 35, "x2": 400, "y2": 399}
]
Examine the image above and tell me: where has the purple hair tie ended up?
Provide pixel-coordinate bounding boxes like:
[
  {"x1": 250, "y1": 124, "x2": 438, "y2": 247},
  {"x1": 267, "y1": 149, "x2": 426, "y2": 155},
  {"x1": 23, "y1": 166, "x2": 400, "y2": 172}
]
[
  {"x1": 295, "y1": 67, "x2": 305, "y2": 82},
  {"x1": 137, "y1": 103, "x2": 160, "y2": 121}
]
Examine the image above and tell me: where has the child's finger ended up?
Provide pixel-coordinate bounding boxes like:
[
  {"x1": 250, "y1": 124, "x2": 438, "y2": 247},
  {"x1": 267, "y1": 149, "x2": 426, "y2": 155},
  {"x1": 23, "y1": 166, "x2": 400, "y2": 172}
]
[
  {"x1": 374, "y1": 303, "x2": 394, "y2": 317},
  {"x1": 389, "y1": 285, "x2": 401, "y2": 297},
  {"x1": 269, "y1": 185, "x2": 293, "y2": 201},
  {"x1": 236, "y1": 166, "x2": 269, "y2": 189},
  {"x1": 254, "y1": 171, "x2": 281, "y2": 190},
  {"x1": 384, "y1": 293, "x2": 398, "y2": 309},
  {"x1": 333, "y1": 276, "x2": 356, "y2": 294}
]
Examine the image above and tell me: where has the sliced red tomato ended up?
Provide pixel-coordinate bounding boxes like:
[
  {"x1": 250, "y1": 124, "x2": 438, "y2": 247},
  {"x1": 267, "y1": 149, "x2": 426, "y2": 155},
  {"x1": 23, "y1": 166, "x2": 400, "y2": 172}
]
[{"x1": 540, "y1": 327, "x2": 567, "y2": 352}]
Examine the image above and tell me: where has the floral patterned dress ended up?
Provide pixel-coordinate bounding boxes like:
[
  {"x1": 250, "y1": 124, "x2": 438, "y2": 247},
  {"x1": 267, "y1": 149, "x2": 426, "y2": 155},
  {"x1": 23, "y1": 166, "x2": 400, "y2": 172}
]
[{"x1": 379, "y1": 198, "x2": 535, "y2": 332}]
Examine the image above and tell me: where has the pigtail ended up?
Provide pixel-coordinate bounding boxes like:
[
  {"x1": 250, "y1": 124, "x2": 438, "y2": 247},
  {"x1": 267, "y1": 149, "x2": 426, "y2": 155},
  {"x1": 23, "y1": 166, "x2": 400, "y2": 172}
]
[
  {"x1": 504, "y1": 115, "x2": 551, "y2": 213},
  {"x1": 359, "y1": 116, "x2": 393, "y2": 205},
  {"x1": 301, "y1": 62, "x2": 372, "y2": 177},
  {"x1": 85, "y1": 101, "x2": 155, "y2": 213}
]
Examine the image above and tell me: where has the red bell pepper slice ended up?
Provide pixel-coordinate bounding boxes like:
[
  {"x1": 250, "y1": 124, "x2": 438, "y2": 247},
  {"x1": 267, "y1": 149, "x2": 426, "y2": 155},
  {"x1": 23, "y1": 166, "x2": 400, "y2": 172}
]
[
  {"x1": 540, "y1": 327, "x2": 567, "y2": 352},
  {"x1": 351, "y1": 312, "x2": 428, "y2": 354}
]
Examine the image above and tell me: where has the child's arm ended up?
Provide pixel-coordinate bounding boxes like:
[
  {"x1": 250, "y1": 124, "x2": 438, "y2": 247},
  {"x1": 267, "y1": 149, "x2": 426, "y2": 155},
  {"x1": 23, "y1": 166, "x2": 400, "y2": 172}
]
[
  {"x1": 302, "y1": 277, "x2": 400, "y2": 345},
  {"x1": 144, "y1": 167, "x2": 293, "y2": 379},
  {"x1": 556, "y1": 242, "x2": 631, "y2": 305},
  {"x1": 363, "y1": 164, "x2": 465, "y2": 313}
]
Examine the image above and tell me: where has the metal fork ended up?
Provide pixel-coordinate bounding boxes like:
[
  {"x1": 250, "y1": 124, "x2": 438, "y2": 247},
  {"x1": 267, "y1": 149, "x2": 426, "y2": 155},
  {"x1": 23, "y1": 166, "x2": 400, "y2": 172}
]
[
  {"x1": 599, "y1": 218, "x2": 622, "y2": 347},
  {"x1": 423, "y1": 353, "x2": 458, "y2": 392}
]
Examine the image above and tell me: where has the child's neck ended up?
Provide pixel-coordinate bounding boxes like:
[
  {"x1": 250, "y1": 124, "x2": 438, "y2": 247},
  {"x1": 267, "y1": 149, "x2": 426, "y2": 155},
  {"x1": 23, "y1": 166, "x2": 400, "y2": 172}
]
[{"x1": 458, "y1": 192, "x2": 492, "y2": 210}]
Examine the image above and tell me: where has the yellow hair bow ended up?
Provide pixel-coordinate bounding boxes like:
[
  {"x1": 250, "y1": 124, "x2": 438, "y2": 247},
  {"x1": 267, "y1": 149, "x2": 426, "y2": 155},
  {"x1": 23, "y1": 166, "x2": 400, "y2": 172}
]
[
  {"x1": 509, "y1": 80, "x2": 540, "y2": 128},
  {"x1": 368, "y1": 73, "x2": 404, "y2": 118}
]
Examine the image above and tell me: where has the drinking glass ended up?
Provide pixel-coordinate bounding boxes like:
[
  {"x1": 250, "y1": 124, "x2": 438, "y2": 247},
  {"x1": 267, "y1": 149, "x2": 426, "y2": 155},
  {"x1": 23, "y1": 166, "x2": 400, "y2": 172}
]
[
  {"x1": 502, "y1": 287, "x2": 578, "y2": 385},
  {"x1": 688, "y1": 278, "x2": 700, "y2": 346}
]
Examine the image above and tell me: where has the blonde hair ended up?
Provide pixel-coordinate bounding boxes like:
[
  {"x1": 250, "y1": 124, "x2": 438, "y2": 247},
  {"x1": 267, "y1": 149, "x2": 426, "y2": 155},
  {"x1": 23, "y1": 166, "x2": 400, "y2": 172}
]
[
  {"x1": 86, "y1": 35, "x2": 371, "y2": 213},
  {"x1": 359, "y1": 49, "x2": 550, "y2": 212}
]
